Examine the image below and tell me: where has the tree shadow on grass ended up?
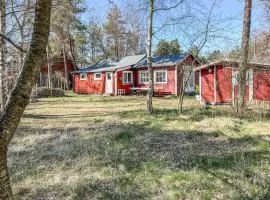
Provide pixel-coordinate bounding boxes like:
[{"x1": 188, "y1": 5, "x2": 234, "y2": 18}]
[
  {"x1": 22, "y1": 112, "x2": 116, "y2": 120},
  {"x1": 9, "y1": 121, "x2": 270, "y2": 199}
]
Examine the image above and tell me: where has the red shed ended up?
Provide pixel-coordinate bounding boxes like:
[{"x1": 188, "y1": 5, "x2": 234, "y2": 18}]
[
  {"x1": 195, "y1": 60, "x2": 270, "y2": 104},
  {"x1": 73, "y1": 54, "x2": 199, "y2": 96},
  {"x1": 39, "y1": 58, "x2": 78, "y2": 89}
]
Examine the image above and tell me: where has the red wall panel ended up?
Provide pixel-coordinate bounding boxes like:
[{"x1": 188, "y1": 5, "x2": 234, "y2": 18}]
[
  {"x1": 74, "y1": 72, "x2": 105, "y2": 94},
  {"x1": 216, "y1": 65, "x2": 232, "y2": 103},
  {"x1": 253, "y1": 70, "x2": 270, "y2": 101},
  {"x1": 201, "y1": 68, "x2": 214, "y2": 103},
  {"x1": 116, "y1": 70, "x2": 133, "y2": 94},
  {"x1": 133, "y1": 66, "x2": 176, "y2": 95}
]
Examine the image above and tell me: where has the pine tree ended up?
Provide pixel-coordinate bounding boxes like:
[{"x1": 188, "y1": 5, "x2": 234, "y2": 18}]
[
  {"x1": 156, "y1": 39, "x2": 181, "y2": 56},
  {"x1": 104, "y1": 7, "x2": 125, "y2": 57}
]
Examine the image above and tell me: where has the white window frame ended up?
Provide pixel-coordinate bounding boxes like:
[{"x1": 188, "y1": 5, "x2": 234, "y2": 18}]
[
  {"x1": 138, "y1": 71, "x2": 149, "y2": 84},
  {"x1": 80, "y1": 73, "x2": 87, "y2": 80},
  {"x1": 154, "y1": 70, "x2": 167, "y2": 84},
  {"x1": 94, "y1": 73, "x2": 102, "y2": 80},
  {"x1": 122, "y1": 71, "x2": 133, "y2": 84}
]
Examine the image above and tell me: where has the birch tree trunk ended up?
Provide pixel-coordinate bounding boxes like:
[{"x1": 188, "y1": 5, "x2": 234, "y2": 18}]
[
  {"x1": 237, "y1": 0, "x2": 252, "y2": 116},
  {"x1": 0, "y1": 0, "x2": 52, "y2": 198},
  {"x1": 146, "y1": 0, "x2": 154, "y2": 114},
  {"x1": 0, "y1": 0, "x2": 7, "y2": 113}
]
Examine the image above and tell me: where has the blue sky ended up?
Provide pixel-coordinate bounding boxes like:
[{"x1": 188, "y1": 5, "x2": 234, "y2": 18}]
[{"x1": 81, "y1": 0, "x2": 265, "y2": 54}]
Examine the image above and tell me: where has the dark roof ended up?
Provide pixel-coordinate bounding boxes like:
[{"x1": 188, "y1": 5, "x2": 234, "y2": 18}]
[
  {"x1": 134, "y1": 54, "x2": 189, "y2": 68},
  {"x1": 72, "y1": 55, "x2": 145, "y2": 73},
  {"x1": 72, "y1": 57, "x2": 121, "y2": 73}
]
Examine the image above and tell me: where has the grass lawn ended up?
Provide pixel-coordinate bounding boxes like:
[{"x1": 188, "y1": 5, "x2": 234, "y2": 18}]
[{"x1": 9, "y1": 94, "x2": 270, "y2": 199}]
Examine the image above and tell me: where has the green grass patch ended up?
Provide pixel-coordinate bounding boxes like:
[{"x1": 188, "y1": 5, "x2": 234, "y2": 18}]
[{"x1": 9, "y1": 94, "x2": 270, "y2": 199}]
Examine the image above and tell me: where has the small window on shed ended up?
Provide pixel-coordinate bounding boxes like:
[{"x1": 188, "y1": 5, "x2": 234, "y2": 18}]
[
  {"x1": 80, "y1": 73, "x2": 87, "y2": 80},
  {"x1": 94, "y1": 73, "x2": 102, "y2": 80}
]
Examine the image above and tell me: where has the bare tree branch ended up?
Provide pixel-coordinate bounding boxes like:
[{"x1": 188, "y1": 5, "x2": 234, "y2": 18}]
[
  {"x1": 0, "y1": 33, "x2": 27, "y2": 53},
  {"x1": 154, "y1": 0, "x2": 184, "y2": 12}
]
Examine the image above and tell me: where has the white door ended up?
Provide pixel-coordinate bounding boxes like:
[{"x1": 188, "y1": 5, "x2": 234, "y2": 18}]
[{"x1": 105, "y1": 72, "x2": 113, "y2": 94}]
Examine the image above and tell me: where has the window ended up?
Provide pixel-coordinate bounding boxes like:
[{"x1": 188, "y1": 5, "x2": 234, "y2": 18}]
[
  {"x1": 94, "y1": 73, "x2": 101, "y2": 80},
  {"x1": 123, "y1": 71, "x2": 133, "y2": 84},
  {"x1": 139, "y1": 71, "x2": 149, "y2": 84},
  {"x1": 155, "y1": 70, "x2": 167, "y2": 83},
  {"x1": 80, "y1": 73, "x2": 87, "y2": 80}
]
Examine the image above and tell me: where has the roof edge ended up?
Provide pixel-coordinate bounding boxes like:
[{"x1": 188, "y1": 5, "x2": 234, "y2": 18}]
[{"x1": 194, "y1": 59, "x2": 270, "y2": 71}]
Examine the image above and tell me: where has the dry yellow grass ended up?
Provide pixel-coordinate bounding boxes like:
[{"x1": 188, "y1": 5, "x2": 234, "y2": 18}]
[{"x1": 8, "y1": 94, "x2": 270, "y2": 199}]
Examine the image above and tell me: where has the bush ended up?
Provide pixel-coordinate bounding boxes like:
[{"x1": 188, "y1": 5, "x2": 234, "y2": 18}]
[{"x1": 32, "y1": 87, "x2": 65, "y2": 98}]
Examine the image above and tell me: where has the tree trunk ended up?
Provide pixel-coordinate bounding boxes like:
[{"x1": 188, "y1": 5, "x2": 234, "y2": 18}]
[
  {"x1": 63, "y1": 44, "x2": 69, "y2": 90},
  {"x1": 0, "y1": 0, "x2": 7, "y2": 113},
  {"x1": 68, "y1": 31, "x2": 77, "y2": 70},
  {"x1": 0, "y1": 146, "x2": 11, "y2": 199},
  {"x1": 0, "y1": 0, "x2": 52, "y2": 198},
  {"x1": 46, "y1": 45, "x2": 52, "y2": 95},
  {"x1": 146, "y1": 0, "x2": 154, "y2": 114},
  {"x1": 237, "y1": 0, "x2": 252, "y2": 117},
  {"x1": 178, "y1": 66, "x2": 193, "y2": 113}
]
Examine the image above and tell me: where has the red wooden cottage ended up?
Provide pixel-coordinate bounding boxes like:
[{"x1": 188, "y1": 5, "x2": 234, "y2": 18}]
[
  {"x1": 39, "y1": 58, "x2": 78, "y2": 89},
  {"x1": 73, "y1": 54, "x2": 198, "y2": 95},
  {"x1": 195, "y1": 59, "x2": 270, "y2": 104}
]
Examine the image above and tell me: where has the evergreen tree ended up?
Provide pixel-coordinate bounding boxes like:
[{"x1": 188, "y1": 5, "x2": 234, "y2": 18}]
[
  {"x1": 170, "y1": 39, "x2": 181, "y2": 54},
  {"x1": 156, "y1": 39, "x2": 181, "y2": 56},
  {"x1": 156, "y1": 40, "x2": 170, "y2": 56},
  {"x1": 207, "y1": 50, "x2": 224, "y2": 61},
  {"x1": 104, "y1": 7, "x2": 125, "y2": 57}
]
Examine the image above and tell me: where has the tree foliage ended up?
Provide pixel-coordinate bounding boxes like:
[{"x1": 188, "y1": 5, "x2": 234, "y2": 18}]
[
  {"x1": 156, "y1": 39, "x2": 181, "y2": 56},
  {"x1": 207, "y1": 50, "x2": 224, "y2": 61},
  {"x1": 228, "y1": 46, "x2": 241, "y2": 60}
]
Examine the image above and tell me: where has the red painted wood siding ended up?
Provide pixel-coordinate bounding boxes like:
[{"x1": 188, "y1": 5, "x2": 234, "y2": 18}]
[
  {"x1": 133, "y1": 66, "x2": 176, "y2": 94},
  {"x1": 116, "y1": 71, "x2": 133, "y2": 94},
  {"x1": 201, "y1": 68, "x2": 214, "y2": 103},
  {"x1": 253, "y1": 70, "x2": 270, "y2": 101},
  {"x1": 74, "y1": 72, "x2": 105, "y2": 94},
  {"x1": 216, "y1": 65, "x2": 232, "y2": 103},
  {"x1": 41, "y1": 61, "x2": 76, "y2": 74}
]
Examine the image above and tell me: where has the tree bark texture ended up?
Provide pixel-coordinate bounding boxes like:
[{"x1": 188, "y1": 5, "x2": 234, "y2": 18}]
[
  {"x1": 0, "y1": 0, "x2": 52, "y2": 198},
  {"x1": 237, "y1": 0, "x2": 252, "y2": 116},
  {"x1": 68, "y1": 32, "x2": 77, "y2": 70},
  {"x1": 147, "y1": 0, "x2": 154, "y2": 114},
  {"x1": 0, "y1": 0, "x2": 7, "y2": 112}
]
